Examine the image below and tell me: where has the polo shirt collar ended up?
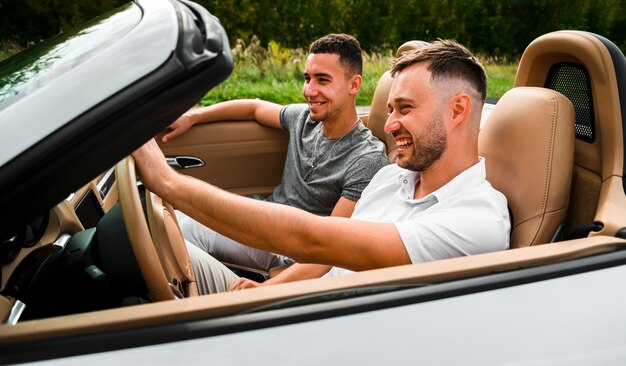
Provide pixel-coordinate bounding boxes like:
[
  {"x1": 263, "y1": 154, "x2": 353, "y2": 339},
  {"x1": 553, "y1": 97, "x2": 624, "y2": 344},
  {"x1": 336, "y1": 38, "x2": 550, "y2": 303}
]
[{"x1": 397, "y1": 157, "x2": 486, "y2": 202}]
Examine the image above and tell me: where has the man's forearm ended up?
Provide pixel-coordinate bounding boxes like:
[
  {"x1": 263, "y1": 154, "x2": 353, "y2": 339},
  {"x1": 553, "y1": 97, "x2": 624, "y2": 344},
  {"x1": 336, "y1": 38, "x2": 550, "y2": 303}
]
[
  {"x1": 264, "y1": 263, "x2": 332, "y2": 286},
  {"x1": 187, "y1": 100, "x2": 256, "y2": 124},
  {"x1": 136, "y1": 146, "x2": 323, "y2": 263},
  {"x1": 189, "y1": 100, "x2": 282, "y2": 129},
  {"x1": 133, "y1": 140, "x2": 409, "y2": 271},
  {"x1": 166, "y1": 174, "x2": 320, "y2": 262}
]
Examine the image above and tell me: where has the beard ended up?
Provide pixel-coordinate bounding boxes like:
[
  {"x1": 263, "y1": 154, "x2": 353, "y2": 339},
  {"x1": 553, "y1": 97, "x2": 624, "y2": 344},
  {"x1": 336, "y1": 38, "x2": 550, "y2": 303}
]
[
  {"x1": 309, "y1": 110, "x2": 328, "y2": 122},
  {"x1": 398, "y1": 114, "x2": 447, "y2": 172}
]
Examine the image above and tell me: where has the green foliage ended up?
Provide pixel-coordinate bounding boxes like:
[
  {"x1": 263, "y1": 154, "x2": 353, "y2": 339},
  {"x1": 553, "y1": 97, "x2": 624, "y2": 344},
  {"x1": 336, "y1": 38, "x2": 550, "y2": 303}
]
[
  {"x1": 0, "y1": 0, "x2": 127, "y2": 47},
  {"x1": 199, "y1": 40, "x2": 515, "y2": 107},
  {"x1": 195, "y1": 0, "x2": 626, "y2": 58},
  {"x1": 2, "y1": 0, "x2": 626, "y2": 58},
  {"x1": 0, "y1": 41, "x2": 20, "y2": 62}
]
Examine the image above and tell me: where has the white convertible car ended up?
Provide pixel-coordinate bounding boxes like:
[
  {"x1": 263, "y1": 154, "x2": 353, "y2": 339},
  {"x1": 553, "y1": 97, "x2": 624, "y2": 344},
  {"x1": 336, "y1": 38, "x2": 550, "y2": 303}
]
[{"x1": 1, "y1": 1, "x2": 626, "y2": 364}]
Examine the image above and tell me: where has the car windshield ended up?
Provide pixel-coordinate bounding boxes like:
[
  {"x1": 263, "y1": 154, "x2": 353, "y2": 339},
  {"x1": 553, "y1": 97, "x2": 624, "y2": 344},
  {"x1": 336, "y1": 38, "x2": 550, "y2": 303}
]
[{"x1": 0, "y1": 3, "x2": 139, "y2": 111}]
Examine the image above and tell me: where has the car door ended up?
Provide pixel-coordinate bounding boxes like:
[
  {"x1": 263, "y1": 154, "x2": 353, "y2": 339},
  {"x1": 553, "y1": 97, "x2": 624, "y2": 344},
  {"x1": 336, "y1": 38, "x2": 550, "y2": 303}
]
[
  {"x1": 0, "y1": 0, "x2": 233, "y2": 238},
  {"x1": 156, "y1": 120, "x2": 288, "y2": 197}
]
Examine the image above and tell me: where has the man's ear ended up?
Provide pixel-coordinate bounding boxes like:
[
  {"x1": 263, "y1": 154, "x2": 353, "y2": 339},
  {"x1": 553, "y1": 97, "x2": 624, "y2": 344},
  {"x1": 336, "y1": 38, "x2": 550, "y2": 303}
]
[
  {"x1": 349, "y1": 74, "x2": 363, "y2": 95},
  {"x1": 450, "y1": 93, "x2": 471, "y2": 128}
]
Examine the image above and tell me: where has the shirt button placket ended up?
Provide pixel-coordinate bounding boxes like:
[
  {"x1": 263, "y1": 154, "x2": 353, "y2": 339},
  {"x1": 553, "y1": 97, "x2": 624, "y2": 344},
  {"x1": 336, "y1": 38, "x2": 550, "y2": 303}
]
[{"x1": 402, "y1": 179, "x2": 412, "y2": 199}]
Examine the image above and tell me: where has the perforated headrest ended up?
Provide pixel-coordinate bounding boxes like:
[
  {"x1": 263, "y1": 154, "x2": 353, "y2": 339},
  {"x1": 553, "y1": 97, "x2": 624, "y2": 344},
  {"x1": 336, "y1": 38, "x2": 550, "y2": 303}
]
[
  {"x1": 479, "y1": 87, "x2": 575, "y2": 247},
  {"x1": 515, "y1": 30, "x2": 625, "y2": 180}
]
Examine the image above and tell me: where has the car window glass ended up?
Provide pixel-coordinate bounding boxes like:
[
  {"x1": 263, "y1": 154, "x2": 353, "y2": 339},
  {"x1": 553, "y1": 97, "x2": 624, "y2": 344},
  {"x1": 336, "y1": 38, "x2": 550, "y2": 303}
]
[{"x1": 0, "y1": 3, "x2": 140, "y2": 110}]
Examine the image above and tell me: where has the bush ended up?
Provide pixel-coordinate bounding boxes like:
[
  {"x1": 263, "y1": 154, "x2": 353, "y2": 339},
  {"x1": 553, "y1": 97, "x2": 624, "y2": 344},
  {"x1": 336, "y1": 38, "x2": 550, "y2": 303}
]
[
  {"x1": 195, "y1": 0, "x2": 626, "y2": 58},
  {"x1": 0, "y1": 0, "x2": 127, "y2": 47},
  {"x1": 2, "y1": 0, "x2": 626, "y2": 58}
]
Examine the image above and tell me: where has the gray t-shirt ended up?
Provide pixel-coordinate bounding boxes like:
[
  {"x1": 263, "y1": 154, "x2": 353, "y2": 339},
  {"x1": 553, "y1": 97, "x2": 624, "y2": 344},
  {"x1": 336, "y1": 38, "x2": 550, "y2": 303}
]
[{"x1": 263, "y1": 103, "x2": 389, "y2": 216}]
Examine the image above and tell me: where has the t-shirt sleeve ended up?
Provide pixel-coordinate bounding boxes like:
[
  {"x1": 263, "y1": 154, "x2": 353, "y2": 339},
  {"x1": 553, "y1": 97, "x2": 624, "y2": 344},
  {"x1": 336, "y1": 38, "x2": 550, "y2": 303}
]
[
  {"x1": 341, "y1": 152, "x2": 390, "y2": 201},
  {"x1": 279, "y1": 104, "x2": 308, "y2": 131}
]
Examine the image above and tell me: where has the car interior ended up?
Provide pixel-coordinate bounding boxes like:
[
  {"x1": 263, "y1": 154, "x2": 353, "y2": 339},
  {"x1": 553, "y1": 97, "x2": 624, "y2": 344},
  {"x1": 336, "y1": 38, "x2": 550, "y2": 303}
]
[{"x1": 2, "y1": 29, "x2": 626, "y2": 350}]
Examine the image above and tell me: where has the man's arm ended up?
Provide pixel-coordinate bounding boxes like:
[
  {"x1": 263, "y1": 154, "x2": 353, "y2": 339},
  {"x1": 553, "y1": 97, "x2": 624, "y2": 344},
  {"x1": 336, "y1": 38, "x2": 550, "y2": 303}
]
[
  {"x1": 162, "y1": 100, "x2": 283, "y2": 142},
  {"x1": 229, "y1": 263, "x2": 332, "y2": 291},
  {"x1": 330, "y1": 196, "x2": 357, "y2": 217},
  {"x1": 259, "y1": 197, "x2": 357, "y2": 285},
  {"x1": 228, "y1": 196, "x2": 358, "y2": 290},
  {"x1": 133, "y1": 139, "x2": 411, "y2": 271}
]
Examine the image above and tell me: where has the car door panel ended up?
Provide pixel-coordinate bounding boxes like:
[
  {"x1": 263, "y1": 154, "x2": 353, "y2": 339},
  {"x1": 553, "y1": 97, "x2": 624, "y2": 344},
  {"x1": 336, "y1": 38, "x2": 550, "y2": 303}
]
[{"x1": 156, "y1": 121, "x2": 288, "y2": 196}]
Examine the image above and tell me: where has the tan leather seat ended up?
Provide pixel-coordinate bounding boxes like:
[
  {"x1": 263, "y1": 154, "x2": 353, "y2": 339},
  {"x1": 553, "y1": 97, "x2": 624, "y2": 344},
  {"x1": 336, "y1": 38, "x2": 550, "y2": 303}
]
[
  {"x1": 365, "y1": 40, "x2": 576, "y2": 247},
  {"x1": 479, "y1": 87, "x2": 575, "y2": 247},
  {"x1": 514, "y1": 30, "x2": 626, "y2": 238},
  {"x1": 366, "y1": 41, "x2": 429, "y2": 162}
]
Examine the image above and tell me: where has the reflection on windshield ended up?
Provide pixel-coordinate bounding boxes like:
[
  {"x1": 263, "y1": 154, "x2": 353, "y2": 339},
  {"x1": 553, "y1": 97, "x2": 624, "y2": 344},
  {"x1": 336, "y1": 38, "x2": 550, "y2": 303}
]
[{"x1": 0, "y1": 3, "x2": 139, "y2": 110}]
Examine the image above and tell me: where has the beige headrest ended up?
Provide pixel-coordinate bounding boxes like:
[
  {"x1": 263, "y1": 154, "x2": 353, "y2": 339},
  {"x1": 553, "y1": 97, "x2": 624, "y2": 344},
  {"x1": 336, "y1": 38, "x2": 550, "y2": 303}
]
[
  {"x1": 479, "y1": 87, "x2": 575, "y2": 247},
  {"x1": 396, "y1": 40, "x2": 431, "y2": 57},
  {"x1": 514, "y1": 30, "x2": 624, "y2": 181}
]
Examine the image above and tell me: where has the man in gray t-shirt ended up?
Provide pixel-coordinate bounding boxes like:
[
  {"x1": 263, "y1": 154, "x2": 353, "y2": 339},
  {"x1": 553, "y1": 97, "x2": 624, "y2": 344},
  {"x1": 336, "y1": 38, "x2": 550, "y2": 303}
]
[
  {"x1": 272, "y1": 103, "x2": 387, "y2": 215},
  {"x1": 161, "y1": 34, "x2": 388, "y2": 282}
]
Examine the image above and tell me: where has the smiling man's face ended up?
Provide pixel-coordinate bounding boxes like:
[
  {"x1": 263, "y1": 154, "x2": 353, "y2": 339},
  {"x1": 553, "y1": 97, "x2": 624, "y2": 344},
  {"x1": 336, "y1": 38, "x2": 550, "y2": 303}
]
[
  {"x1": 302, "y1": 53, "x2": 356, "y2": 122},
  {"x1": 385, "y1": 62, "x2": 448, "y2": 172}
]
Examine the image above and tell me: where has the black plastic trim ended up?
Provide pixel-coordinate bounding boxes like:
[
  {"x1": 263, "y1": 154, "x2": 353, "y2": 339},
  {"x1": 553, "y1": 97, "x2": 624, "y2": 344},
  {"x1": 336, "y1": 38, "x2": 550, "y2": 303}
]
[
  {"x1": 0, "y1": 0, "x2": 233, "y2": 239},
  {"x1": 590, "y1": 32, "x2": 626, "y2": 194},
  {"x1": 3, "y1": 246, "x2": 626, "y2": 364},
  {"x1": 544, "y1": 61, "x2": 596, "y2": 143}
]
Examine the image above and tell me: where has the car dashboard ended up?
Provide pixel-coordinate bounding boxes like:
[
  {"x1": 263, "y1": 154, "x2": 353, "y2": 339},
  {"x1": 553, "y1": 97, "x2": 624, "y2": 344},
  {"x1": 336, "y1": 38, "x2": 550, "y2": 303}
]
[{"x1": 0, "y1": 167, "x2": 122, "y2": 321}]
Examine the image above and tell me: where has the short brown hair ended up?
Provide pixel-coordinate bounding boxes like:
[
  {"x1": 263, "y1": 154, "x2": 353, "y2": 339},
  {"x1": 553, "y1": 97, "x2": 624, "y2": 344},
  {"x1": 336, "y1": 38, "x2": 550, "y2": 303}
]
[
  {"x1": 391, "y1": 39, "x2": 487, "y2": 102},
  {"x1": 309, "y1": 33, "x2": 363, "y2": 77}
]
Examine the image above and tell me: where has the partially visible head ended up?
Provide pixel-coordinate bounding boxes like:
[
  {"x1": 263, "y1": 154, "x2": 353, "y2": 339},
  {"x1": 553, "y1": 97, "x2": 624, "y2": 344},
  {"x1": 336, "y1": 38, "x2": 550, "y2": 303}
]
[
  {"x1": 391, "y1": 39, "x2": 487, "y2": 104},
  {"x1": 309, "y1": 33, "x2": 363, "y2": 77},
  {"x1": 303, "y1": 34, "x2": 363, "y2": 122},
  {"x1": 385, "y1": 40, "x2": 486, "y2": 172}
]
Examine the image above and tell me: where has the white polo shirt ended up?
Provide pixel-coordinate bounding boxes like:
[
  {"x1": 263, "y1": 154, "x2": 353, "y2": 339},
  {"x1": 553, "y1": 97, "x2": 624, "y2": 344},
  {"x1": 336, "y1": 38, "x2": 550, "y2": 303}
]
[{"x1": 324, "y1": 158, "x2": 510, "y2": 277}]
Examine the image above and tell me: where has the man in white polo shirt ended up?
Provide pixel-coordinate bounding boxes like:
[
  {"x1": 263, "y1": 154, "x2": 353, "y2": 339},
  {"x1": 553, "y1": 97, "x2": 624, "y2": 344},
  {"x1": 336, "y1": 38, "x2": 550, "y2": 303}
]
[{"x1": 132, "y1": 39, "x2": 510, "y2": 294}]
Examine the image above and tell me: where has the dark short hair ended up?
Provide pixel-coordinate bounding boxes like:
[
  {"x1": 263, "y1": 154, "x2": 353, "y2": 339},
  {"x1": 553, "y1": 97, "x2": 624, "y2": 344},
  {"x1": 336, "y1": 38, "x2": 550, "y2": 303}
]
[
  {"x1": 391, "y1": 39, "x2": 487, "y2": 102},
  {"x1": 309, "y1": 33, "x2": 363, "y2": 77}
]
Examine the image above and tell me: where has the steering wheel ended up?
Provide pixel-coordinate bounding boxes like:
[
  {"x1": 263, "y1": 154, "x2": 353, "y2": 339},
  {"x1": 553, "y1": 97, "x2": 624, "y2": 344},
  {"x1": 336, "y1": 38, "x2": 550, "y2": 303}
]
[{"x1": 115, "y1": 156, "x2": 198, "y2": 301}]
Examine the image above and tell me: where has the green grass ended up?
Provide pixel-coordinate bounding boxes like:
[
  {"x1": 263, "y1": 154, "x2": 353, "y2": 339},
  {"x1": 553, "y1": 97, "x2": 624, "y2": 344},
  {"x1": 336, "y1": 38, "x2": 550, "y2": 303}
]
[
  {"x1": 201, "y1": 41, "x2": 517, "y2": 106},
  {"x1": 483, "y1": 61, "x2": 518, "y2": 99}
]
